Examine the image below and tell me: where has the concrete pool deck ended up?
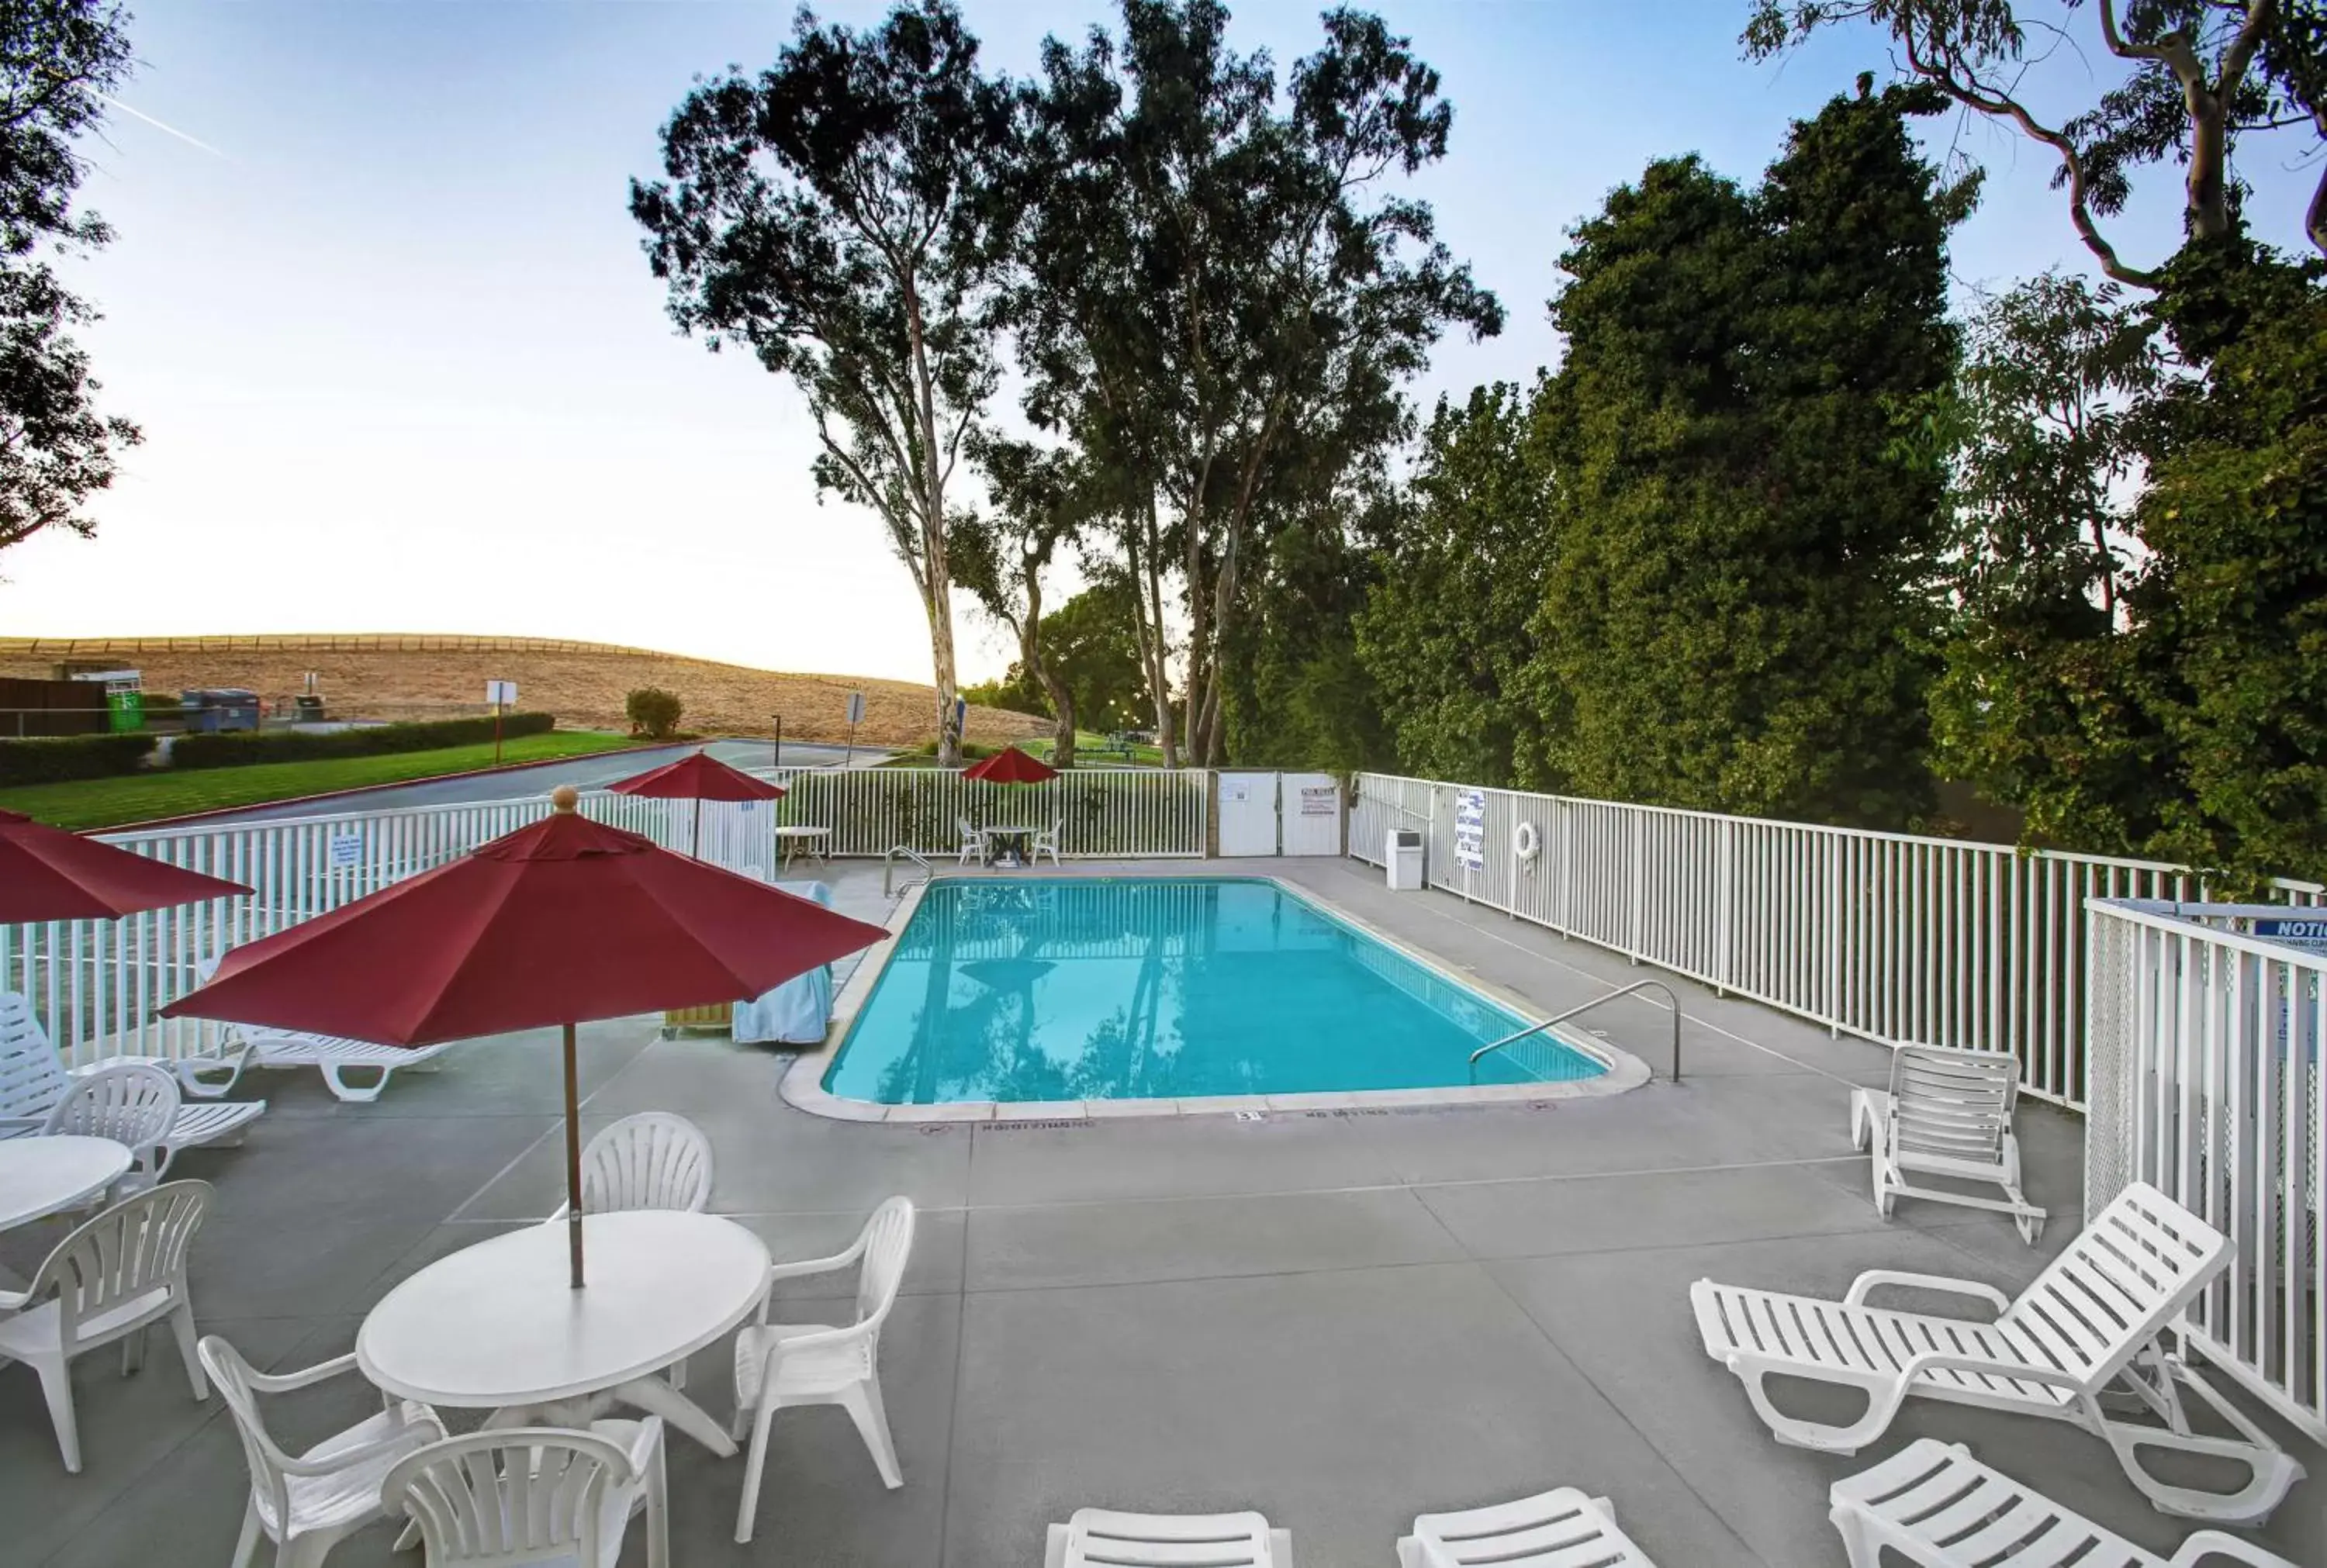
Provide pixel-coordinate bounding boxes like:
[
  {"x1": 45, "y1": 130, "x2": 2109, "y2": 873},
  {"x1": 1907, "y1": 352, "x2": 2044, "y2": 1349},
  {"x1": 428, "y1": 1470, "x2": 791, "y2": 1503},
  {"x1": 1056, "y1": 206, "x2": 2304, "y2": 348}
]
[{"x1": 1, "y1": 856, "x2": 2318, "y2": 1566}]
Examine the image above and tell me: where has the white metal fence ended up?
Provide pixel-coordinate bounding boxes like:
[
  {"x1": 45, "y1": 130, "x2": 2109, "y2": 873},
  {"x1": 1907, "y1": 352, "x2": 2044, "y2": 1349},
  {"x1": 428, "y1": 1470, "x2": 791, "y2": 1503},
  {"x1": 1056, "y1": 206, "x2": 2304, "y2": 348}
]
[
  {"x1": 2086, "y1": 900, "x2": 2325, "y2": 1443},
  {"x1": 1350, "y1": 772, "x2": 2323, "y2": 1107},
  {"x1": 1, "y1": 768, "x2": 1208, "y2": 1067}
]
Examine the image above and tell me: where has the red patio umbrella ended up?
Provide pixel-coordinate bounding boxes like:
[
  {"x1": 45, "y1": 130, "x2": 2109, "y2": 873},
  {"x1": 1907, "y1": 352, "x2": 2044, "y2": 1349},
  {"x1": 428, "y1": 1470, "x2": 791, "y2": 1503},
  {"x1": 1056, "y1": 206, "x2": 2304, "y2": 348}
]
[
  {"x1": 160, "y1": 786, "x2": 886, "y2": 1286},
  {"x1": 0, "y1": 809, "x2": 251, "y2": 923},
  {"x1": 962, "y1": 744, "x2": 1059, "y2": 784},
  {"x1": 606, "y1": 748, "x2": 787, "y2": 858}
]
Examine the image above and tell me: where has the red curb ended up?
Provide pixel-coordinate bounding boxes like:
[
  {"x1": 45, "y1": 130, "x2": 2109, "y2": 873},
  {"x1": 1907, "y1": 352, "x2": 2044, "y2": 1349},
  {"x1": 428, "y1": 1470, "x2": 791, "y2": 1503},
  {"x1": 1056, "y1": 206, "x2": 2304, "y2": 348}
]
[{"x1": 100, "y1": 737, "x2": 680, "y2": 834}]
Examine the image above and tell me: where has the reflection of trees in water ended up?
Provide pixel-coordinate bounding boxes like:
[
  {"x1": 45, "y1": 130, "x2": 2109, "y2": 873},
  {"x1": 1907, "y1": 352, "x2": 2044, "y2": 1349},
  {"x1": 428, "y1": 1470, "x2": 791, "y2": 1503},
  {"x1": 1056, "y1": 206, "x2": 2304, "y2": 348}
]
[{"x1": 878, "y1": 879, "x2": 1213, "y2": 1100}]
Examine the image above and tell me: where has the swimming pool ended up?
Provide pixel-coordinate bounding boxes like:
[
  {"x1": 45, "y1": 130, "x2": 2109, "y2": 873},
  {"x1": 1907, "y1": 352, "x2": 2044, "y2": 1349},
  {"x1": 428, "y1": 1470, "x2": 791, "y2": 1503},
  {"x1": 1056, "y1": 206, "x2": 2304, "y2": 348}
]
[{"x1": 820, "y1": 876, "x2": 1612, "y2": 1107}]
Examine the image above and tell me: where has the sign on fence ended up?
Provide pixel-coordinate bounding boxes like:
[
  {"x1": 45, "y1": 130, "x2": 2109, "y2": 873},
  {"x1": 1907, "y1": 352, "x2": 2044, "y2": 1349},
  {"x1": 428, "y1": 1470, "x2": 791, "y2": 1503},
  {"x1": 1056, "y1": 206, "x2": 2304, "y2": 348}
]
[
  {"x1": 328, "y1": 833, "x2": 362, "y2": 869},
  {"x1": 1298, "y1": 786, "x2": 1336, "y2": 817},
  {"x1": 1453, "y1": 789, "x2": 1486, "y2": 872}
]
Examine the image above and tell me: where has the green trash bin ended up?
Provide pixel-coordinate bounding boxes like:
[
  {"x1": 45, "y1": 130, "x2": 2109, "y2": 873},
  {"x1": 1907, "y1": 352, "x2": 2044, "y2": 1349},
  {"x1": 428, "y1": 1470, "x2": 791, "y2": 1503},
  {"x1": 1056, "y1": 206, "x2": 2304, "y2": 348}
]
[{"x1": 104, "y1": 682, "x2": 143, "y2": 733}]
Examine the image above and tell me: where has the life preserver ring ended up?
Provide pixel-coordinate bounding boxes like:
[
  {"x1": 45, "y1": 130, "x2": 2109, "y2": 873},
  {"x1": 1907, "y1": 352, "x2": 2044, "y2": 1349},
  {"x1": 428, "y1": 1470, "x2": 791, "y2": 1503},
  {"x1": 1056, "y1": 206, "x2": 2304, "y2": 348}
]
[{"x1": 1513, "y1": 820, "x2": 1541, "y2": 862}]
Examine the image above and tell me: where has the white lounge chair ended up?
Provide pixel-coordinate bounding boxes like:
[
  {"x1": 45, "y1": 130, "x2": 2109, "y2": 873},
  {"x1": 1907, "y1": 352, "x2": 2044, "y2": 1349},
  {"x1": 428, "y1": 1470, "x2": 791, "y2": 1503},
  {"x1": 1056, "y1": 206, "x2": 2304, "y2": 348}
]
[
  {"x1": 1829, "y1": 1438, "x2": 2301, "y2": 1568},
  {"x1": 0, "y1": 992, "x2": 263, "y2": 1154},
  {"x1": 384, "y1": 1422, "x2": 669, "y2": 1568},
  {"x1": 730, "y1": 1196, "x2": 914, "y2": 1544},
  {"x1": 202, "y1": 1334, "x2": 449, "y2": 1568},
  {"x1": 1851, "y1": 1044, "x2": 2045, "y2": 1243},
  {"x1": 179, "y1": 955, "x2": 455, "y2": 1103},
  {"x1": 1692, "y1": 1181, "x2": 2303, "y2": 1525},
  {"x1": 0, "y1": 1180, "x2": 211, "y2": 1473},
  {"x1": 550, "y1": 1112, "x2": 715, "y2": 1220},
  {"x1": 956, "y1": 816, "x2": 990, "y2": 866},
  {"x1": 1399, "y1": 1488, "x2": 1656, "y2": 1566},
  {"x1": 1046, "y1": 1510, "x2": 1291, "y2": 1568},
  {"x1": 43, "y1": 1063, "x2": 181, "y2": 1194},
  {"x1": 1029, "y1": 816, "x2": 1063, "y2": 866}
]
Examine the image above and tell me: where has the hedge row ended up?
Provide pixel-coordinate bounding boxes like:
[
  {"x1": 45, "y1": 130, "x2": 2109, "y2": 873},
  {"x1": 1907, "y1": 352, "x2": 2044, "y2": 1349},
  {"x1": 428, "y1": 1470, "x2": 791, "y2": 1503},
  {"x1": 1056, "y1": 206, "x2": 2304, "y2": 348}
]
[
  {"x1": 0, "y1": 734, "x2": 159, "y2": 787},
  {"x1": 171, "y1": 712, "x2": 558, "y2": 770}
]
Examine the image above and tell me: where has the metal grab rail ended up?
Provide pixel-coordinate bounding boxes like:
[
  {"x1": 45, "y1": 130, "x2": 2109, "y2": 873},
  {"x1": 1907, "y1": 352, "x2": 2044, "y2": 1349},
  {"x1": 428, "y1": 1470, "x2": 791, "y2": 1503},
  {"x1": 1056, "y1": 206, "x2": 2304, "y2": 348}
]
[
  {"x1": 882, "y1": 844, "x2": 933, "y2": 896},
  {"x1": 1471, "y1": 979, "x2": 1683, "y2": 1083}
]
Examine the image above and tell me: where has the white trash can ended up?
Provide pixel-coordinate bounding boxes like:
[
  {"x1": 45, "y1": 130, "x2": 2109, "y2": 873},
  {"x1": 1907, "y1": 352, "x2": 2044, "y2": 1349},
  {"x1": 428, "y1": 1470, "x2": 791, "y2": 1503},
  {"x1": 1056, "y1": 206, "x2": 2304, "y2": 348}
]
[{"x1": 1387, "y1": 828, "x2": 1425, "y2": 891}]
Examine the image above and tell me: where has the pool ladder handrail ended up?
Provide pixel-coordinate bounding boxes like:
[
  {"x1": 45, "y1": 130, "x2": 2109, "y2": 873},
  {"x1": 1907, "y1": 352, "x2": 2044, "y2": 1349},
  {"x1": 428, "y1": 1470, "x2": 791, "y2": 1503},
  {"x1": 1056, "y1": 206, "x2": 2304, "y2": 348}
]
[
  {"x1": 1469, "y1": 978, "x2": 1682, "y2": 1084},
  {"x1": 883, "y1": 844, "x2": 934, "y2": 896}
]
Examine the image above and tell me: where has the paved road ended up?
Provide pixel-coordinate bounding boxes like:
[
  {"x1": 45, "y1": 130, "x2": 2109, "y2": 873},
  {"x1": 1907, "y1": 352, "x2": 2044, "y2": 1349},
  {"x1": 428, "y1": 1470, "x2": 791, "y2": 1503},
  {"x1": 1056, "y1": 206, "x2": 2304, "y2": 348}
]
[{"x1": 178, "y1": 737, "x2": 883, "y2": 825}]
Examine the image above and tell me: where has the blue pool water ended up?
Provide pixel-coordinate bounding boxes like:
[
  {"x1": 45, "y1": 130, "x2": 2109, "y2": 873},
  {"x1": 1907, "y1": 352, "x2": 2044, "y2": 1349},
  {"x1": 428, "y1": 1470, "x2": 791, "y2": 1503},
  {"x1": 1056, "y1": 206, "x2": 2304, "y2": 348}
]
[{"x1": 825, "y1": 877, "x2": 1606, "y2": 1104}]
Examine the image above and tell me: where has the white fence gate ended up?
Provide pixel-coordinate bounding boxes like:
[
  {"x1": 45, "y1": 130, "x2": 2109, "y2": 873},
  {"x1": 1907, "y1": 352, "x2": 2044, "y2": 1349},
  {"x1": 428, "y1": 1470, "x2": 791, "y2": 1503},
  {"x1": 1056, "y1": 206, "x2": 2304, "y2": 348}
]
[
  {"x1": 1216, "y1": 772, "x2": 1279, "y2": 857},
  {"x1": 1278, "y1": 773, "x2": 1343, "y2": 856},
  {"x1": 2087, "y1": 900, "x2": 2325, "y2": 1443}
]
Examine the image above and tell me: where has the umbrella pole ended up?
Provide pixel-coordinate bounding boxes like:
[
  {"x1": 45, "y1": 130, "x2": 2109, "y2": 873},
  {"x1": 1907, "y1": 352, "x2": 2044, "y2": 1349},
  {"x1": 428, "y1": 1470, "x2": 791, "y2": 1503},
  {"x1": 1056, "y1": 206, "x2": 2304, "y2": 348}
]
[
  {"x1": 563, "y1": 1021, "x2": 585, "y2": 1288},
  {"x1": 691, "y1": 798, "x2": 701, "y2": 860}
]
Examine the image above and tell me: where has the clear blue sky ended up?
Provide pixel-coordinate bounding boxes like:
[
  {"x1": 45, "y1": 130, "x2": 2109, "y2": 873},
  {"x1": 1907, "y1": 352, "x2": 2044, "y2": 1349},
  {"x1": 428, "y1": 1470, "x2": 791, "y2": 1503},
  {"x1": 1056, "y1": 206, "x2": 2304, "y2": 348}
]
[{"x1": 7, "y1": 0, "x2": 2315, "y2": 684}]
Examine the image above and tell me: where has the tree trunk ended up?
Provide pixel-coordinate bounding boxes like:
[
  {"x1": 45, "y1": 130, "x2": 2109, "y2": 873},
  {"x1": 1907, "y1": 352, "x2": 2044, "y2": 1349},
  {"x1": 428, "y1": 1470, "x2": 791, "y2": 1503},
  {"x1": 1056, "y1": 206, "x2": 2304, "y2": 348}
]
[
  {"x1": 1018, "y1": 551, "x2": 1075, "y2": 769},
  {"x1": 1123, "y1": 501, "x2": 1177, "y2": 768},
  {"x1": 903, "y1": 272, "x2": 961, "y2": 765}
]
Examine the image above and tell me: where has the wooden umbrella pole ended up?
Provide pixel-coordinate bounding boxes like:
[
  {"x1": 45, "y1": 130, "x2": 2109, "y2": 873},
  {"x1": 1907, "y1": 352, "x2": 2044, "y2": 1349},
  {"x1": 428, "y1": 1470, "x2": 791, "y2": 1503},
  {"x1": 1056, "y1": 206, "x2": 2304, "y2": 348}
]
[
  {"x1": 563, "y1": 1020, "x2": 585, "y2": 1288},
  {"x1": 690, "y1": 797, "x2": 701, "y2": 859}
]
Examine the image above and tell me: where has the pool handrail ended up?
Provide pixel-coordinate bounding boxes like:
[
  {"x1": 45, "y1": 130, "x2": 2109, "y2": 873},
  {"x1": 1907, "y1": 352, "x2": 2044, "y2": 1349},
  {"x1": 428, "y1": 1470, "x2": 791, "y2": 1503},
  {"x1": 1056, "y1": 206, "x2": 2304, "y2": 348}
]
[
  {"x1": 883, "y1": 844, "x2": 934, "y2": 896},
  {"x1": 1470, "y1": 978, "x2": 1682, "y2": 1084}
]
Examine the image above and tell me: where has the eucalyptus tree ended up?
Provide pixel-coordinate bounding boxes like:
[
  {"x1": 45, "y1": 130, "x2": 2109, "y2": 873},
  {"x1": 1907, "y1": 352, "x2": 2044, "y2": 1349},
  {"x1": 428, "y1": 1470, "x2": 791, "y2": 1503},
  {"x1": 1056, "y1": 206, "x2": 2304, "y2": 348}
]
[
  {"x1": 949, "y1": 436, "x2": 1099, "y2": 765},
  {"x1": 1744, "y1": 1, "x2": 2327, "y2": 281},
  {"x1": 632, "y1": 0, "x2": 1016, "y2": 764},
  {"x1": 0, "y1": 0, "x2": 140, "y2": 554},
  {"x1": 1011, "y1": 0, "x2": 1502, "y2": 766}
]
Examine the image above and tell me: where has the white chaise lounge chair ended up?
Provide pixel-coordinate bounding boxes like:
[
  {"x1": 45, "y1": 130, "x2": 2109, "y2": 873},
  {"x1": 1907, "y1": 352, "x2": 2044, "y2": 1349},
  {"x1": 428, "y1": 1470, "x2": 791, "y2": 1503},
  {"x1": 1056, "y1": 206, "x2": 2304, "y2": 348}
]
[
  {"x1": 169, "y1": 955, "x2": 454, "y2": 1103},
  {"x1": 0, "y1": 992, "x2": 264, "y2": 1153},
  {"x1": 1828, "y1": 1438, "x2": 2301, "y2": 1568},
  {"x1": 1399, "y1": 1488, "x2": 1656, "y2": 1566},
  {"x1": 1045, "y1": 1510, "x2": 1291, "y2": 1568},
  {"x1": 1692, "y1": 1181, "x2": 2304, "y2": 1525},
  {"x1": 1851, "y1": 1043, "x2": 2045, "y2": 1242}
]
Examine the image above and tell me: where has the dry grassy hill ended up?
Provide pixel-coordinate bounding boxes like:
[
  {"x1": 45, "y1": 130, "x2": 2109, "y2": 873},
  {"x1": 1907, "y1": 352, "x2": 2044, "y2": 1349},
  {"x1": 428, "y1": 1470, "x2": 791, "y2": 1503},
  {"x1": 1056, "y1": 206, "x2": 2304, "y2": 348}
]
[{"x1": 0, "y1": 635, "x2": 1046, "y2": 749}]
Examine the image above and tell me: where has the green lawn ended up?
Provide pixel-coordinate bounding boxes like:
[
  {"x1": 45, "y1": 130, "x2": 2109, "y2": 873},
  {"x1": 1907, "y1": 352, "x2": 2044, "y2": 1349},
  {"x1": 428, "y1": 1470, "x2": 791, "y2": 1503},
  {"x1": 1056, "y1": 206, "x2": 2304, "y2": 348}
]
[
  {"x1": 0, "y1": 731, "x2": 644, "y2": 831},
  {"x1": 1025, "y1": 730, "x2": 1167, "y2": 767}
]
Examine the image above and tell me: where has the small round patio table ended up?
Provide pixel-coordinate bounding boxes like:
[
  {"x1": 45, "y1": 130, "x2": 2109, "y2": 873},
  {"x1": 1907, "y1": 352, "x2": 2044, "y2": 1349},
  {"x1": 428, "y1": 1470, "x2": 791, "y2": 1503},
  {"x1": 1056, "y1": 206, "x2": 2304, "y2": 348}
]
[
  {"x1": 0, "y1": 1135, "x2": 132, "y2": 1231},
  {"x1": 358, "y1": 1209, "x2": 769, "y2": 1456},
  {"x1": 773, "y1": 825, "x2": 830, "y2": 871}
]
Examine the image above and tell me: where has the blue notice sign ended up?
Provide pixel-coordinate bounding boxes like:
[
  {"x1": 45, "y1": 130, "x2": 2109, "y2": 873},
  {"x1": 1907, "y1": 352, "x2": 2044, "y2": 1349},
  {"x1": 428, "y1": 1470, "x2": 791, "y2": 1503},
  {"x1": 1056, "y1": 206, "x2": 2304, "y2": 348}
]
[{"x1": 2253, "y1": 915, "x2": 2327, "y2": 954}]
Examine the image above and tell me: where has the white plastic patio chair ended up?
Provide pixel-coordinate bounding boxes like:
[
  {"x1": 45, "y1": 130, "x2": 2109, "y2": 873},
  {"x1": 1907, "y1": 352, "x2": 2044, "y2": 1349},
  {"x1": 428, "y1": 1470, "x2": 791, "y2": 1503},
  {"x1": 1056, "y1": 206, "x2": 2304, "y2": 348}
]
[
  {"x1": 548, "y1": 1113, "x2": 715, "y2": 1219},
  {"x1": 1828, "y1": 1438, "x2": 2301, "y2": 1568},
  {"x1": 1044, "y1": 1509, "x2": 1289, "y2": 1567},
  {"x1": 0, "y1": 989, "x2": 264, "y2": 1150},
  {"x1": 1397, "y1": 1488, "x2": 1656, "y2": 1566},
  {"x1": 1850, "y1": 1044, "x2": 2046, "y2": 1243},
  {"x1": 201, "y1": 1333, "x2": 449, "y2": 1568},
  {"x1": 383, "y1": 1421, "x2": 668, "y2": 1568},
  {"x1": 188, "y1": 955, "x2": 455, "y2": 1103},
  {"x1": 41, "y1": 1062, "x2": 181, "y2": 1194},
  {"x1": 729, "y1": 1195, "x2": 915, "y2": 1544},
  {"x1": 956, "y1": 816, "x2": 989, "y2": 866},
  {"x1": 1691, "y1": 1180, "x2": 2304, "y2": 1525},
  {"x1": 0, "y1": 1179, "x2": 211, "y2": 1473},
  {"x1": 1029, "y1": 817, "x2": 1063, "y2": 866}
]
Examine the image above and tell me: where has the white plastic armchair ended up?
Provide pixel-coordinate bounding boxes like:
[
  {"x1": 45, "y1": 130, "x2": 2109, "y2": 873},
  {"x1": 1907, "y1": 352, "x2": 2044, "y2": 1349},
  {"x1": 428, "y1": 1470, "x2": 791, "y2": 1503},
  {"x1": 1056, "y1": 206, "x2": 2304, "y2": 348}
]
[
  {"x1": 43, "y1": 1062, "x2": 181, "y2": 1193},
  {"x1": 202, "y1": 1334, "x2": 448, "y2": 1568},
  {"x1": 729, "y1": 1195, "x2": 915, "y2": 1544},
  {"x1": 383, "y1": 1421, "x2": 668, "y2": 1568},
  {"x1": 956, "y1": 816, "x2": 990, "y2": 866},
  {"x1": 1029, "y1": 817, "x2": 1063, "y2": 866},
  {"x1": 0, "y1": 1179, "x2": 211, "y2": 1473},
  {"x1": 549, "y1": 1113, "x2": 714, "y2": 1219}
]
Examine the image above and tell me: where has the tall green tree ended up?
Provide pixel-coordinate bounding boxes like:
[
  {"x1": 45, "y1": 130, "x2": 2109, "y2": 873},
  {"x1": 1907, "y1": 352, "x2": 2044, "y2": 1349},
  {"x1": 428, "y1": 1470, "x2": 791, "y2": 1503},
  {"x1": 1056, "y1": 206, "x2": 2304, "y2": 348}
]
[
  {"x1": 950, "y1": 437, "x2": 1096, "y2": 765},
  {"x1": 632, "y1": 0, "x2": 1016, "y2": 765},
  {"x1": 1355, "y1": 382, "x2": 1555, "y2": 786},
  {"x1": 1, "y1": 0, "x2": 140, "y2": 554},
  {"x1": 1012, "y1": 0, "x2": 1502, "y2": 765},
  {"x1": 1221, "y1": 492, "x2": 1393, "y2": 773},
  {"x1": 1525, "y1": 82, "x2": 1960, "y2": 825},
  {"x1": 1744, "y1": 1, "x2": 2326, "y2": 282}
]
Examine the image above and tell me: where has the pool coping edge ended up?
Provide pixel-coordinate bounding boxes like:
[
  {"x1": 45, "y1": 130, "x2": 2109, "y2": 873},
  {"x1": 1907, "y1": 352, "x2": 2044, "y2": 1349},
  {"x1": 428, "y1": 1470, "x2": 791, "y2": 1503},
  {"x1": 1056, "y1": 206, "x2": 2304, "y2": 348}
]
[{"x1": 779, "y1": 870, "x2": 1651, "y2": 1124}]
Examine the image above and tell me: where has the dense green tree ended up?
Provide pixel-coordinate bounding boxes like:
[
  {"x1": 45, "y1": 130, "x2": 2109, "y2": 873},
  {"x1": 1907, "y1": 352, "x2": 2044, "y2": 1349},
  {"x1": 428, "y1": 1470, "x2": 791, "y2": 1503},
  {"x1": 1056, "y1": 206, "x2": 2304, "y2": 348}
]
[
  {"x1": 632, "y1": 1, "x2": 1017, "y2": 765},
  {"x1": 0, "y1": 0, "x2": 140, "y2": 554},
  {"x1": 1012, "y1": 0, "x2": 1501, "y2": 765},
  {"x1": 1221, "y1": 496, "x2": 1392, "y2": 773},
  {"x1": 1354, "y1": 383, "x2": 1554, "y2": 786},
  {"x1": 966, "y1": 579, "x2": 1154, "y2": 737},
  {"x1": 951, "y1": 437, "x2": 1098, "y2": 765},
  {"x1": 1524, "y1": 82, "x2": 1959, "y2": 826}
]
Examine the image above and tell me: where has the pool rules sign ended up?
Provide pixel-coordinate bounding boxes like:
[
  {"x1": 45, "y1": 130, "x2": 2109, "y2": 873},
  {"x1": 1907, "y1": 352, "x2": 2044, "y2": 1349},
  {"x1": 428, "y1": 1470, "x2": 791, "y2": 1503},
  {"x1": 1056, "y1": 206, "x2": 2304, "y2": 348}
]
[{"x1": 1453, "y1": 789, "x2": 1488, "y2": 872}]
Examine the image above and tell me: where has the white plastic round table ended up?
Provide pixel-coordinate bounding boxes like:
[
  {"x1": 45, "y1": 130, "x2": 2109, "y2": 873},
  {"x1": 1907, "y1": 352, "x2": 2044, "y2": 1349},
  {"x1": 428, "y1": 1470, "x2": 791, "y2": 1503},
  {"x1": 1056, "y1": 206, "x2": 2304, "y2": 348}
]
[
  {"x1": 357, "y1": 1210, "x2": 769, "y2": 1456},
  {"x1": 0, "y1": 1135, "x2": 132, "y2": 1231}
]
